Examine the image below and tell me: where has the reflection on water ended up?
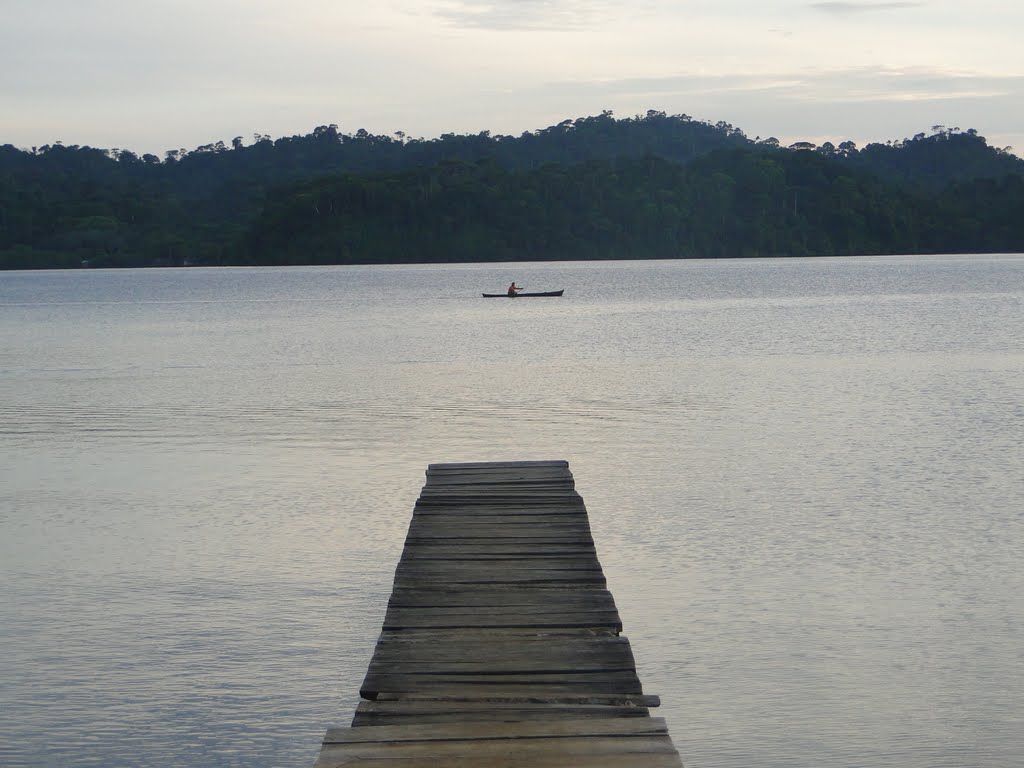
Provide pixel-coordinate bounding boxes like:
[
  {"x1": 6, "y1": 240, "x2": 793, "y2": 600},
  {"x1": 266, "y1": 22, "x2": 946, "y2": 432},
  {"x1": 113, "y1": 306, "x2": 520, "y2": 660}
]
[{"x1": 1, "y1": 256, "x2": 1022, "y2": 767}]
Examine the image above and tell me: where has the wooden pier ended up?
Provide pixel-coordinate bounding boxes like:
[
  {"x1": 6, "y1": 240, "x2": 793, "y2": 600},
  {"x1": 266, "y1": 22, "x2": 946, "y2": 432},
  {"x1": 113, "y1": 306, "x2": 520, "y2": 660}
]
[{"x1": 314, "y1": 460, "x2": 683, "y2": 767}]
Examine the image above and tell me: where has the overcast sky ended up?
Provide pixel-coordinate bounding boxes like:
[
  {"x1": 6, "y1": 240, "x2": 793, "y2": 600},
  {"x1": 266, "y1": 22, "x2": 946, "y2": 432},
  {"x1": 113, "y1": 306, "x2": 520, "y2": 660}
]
[{"x1": 3, "y1": 0, "x2": 1022, "y2": 157}]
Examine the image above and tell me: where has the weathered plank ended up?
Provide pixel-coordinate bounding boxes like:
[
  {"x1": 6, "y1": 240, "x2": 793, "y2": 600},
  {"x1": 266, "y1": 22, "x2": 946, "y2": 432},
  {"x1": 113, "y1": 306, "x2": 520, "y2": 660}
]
[
  {"x1": 359, "y1": 671, "x2": 644, "y2": 697},
  {"x1": 411, "y1": 513, "x2": 589, "y2": 522},
  {"x1": 372, "y1": 692, "x2": 662, "y2": 706},
  {"x1": 365, "y1": 657, "x2": 638, "y2": 675},
  {"x1": 426, "y1": 460, "x2": 569, "y2": 469},
  {"x1": 325, "y1": 717, "x2": 671, "y2": 743},
  {"x1": 316, "y1": 752, "x2": 683, "y2": 768},
  {"x1": 405, "y1": 533, "x2": 595, "y2": 544},
  {"x1": 385, "y1": 587, "x2": 617, "y2": 607},
  {"x1": 394, "y1": 560, "x2": 606, "y2": 574},
  {"x1": 351, "y1": 700, "x2": 650, "y2": 726},
  {"x1": 367, "y1": 641, "x2": 633, "y2": 659},
  {"x1": 380, "y1": 612, "x2": 623, "y2": 632},
  {"x1": 405, "y1": 523, "x2": 593, "y2": 536},
  {"x1": 315, "y1": 736, "x2": 677, "y2": 765},
  {"x1": 392, "y1": 574, "x2": 608, "y2": 588},
  {"x1": 397, "y1": 554, "x2": 601, "y2": 564}
]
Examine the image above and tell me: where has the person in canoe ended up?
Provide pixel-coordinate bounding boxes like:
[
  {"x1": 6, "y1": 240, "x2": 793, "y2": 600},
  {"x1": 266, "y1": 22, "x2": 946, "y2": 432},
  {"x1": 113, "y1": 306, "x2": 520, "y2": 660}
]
[{"x1": 507, "y1": 281, "x2": 522, "y2": 297}]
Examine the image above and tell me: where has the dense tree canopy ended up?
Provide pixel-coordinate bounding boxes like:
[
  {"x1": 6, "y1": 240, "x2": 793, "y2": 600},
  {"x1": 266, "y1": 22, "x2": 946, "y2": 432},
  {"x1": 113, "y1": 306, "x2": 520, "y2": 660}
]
[{"x1": 1, "y1": 114, "x2": 1022, "y2": 269}]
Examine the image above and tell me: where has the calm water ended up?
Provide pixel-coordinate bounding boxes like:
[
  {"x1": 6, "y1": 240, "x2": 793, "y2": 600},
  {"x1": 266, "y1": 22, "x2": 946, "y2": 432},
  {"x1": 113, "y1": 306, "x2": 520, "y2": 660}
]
[{"x1": 1, "y1": 256, "x2": 1022, "y2": 768}]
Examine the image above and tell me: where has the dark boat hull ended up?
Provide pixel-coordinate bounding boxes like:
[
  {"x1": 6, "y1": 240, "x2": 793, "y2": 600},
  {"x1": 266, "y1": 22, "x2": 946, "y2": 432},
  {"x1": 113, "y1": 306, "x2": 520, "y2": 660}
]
[{"x1": 482, "y1": 290, "x2": 564, "y2": 298}]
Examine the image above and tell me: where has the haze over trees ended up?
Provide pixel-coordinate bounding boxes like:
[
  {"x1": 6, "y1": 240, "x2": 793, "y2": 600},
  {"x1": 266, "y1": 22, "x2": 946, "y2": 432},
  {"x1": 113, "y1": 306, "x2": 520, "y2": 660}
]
[{"x1": 1, "y1": 111, "x2": 1022, "y2": 269}]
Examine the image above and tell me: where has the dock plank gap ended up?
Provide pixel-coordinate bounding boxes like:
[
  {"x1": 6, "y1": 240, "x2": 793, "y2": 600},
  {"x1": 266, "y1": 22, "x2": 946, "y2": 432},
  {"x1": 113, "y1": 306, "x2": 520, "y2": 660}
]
[{"x1": 314, "y1": 459, "x2": 684, "y2": 767}]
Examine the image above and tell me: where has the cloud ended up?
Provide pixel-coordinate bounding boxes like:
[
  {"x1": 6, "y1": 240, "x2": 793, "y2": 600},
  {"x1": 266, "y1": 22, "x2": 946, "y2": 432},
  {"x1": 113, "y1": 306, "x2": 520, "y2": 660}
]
[
  {"x1": 810, "y1": 1, "x2": 925, "y2": 12},
  {"x1": 432, "y1": 0, "x2": 612, "y2": 31},
  {"x1": 548, "y1": 65, "x2": 1023, "y2": 104},
  {"x1": 501, "y1": 65, "x2": 1024, "y2": 153}
]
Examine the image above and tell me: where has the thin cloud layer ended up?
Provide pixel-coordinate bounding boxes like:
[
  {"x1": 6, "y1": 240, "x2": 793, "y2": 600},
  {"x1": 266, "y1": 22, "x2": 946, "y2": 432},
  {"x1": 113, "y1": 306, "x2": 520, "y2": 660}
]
[
  {"x1": 550, "y1": 66, "x2": 1022, "y2": 105},
  {"x1": 433, "y1": 0, "x2": 610, "y2": 30},
  {"x1": 514, "y1": 65, "x2": 1024, "y2": 150},
  {"x1": 810, "y1": 1, "x2": 925, "y2": 12},
  {"x1": 815, "y1": 1, "x2": 929, "y2": 11}
]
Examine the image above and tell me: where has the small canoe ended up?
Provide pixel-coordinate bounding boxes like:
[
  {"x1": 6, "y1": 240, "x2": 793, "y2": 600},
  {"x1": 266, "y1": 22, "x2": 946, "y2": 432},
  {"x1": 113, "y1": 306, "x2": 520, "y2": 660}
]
[{"x1": 482, "y1": 290, "x2": 564, "y2": 298}]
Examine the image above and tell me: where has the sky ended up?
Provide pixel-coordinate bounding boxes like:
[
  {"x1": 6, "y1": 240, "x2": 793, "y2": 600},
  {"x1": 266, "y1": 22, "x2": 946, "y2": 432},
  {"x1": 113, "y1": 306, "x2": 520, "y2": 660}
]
[{"x1": 3, "y1": 0, "x2": 1023, "y2": 157}]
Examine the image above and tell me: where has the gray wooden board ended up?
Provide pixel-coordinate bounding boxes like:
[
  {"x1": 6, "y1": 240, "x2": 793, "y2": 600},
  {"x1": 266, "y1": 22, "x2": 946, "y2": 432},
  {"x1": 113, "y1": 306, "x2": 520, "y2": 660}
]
[
  {"x1": 396, "y1": 551, "x2": 601, "y2": 561},
  {"x1": 380, "y1": 610, "x2": 614, "y2": 626},
  {"x1": 415, "y1": 496, "x2": 583, "y2": 505},
  {"x1": 401, "y1": 541, "x2": 597, "y2": 551},
  {"x1": 380, "y1": 613, "x2": 621, "y2": 630},
  {"x1": 371, "y1": 630, "x2": 626, "y2": 644},
  {"x1": 380, "y1": 618, "x2": 618, "y2": 626},
  {"x1": 388, "y1": 581, "x2": 610, "y2": 592},
  {"x1": 392, "y1": 575, "x2": 608, "y2": 588},
  {"x1": 425, "y1": 466, "x2": 571, "y2": 476},
  {"x1": 415, "y1": 501, "x2": 584, "y2": 509},
  {"x1": 421, "y1": 481, "x2": 575, "y2": 487},
  {"x1": 384, "y1": 606, "x2": 619, "y2": 620},
  {"x1": 393, "y1": 568, "x2": 606, "y2": 579},
  {"x1": 372, "y1": 629, "x2": 625, "y2": 644},
  {"x1": 361, "y1": 671, "x2": 642, "y2": 687},
  {"x1": 397, "y1": 536, "x2": 598, "y2": 548},
  {"x1": 401, "y1": 536, "x2": 595, "y2": 548},
  {"x1": 404, "y1": 531, "x2": 594, "y2": 542},
  {"x1": 419, "y1": 487, "x2": 578, "y2": 492},
  {"x1": 411, "y1": 513, "x2": 589, "y2": 522},
  {"x1": 381, "y1": 607, "x2": 620, "y2": 619},
  {"x1": 412, "y1": 511, "x2": 589, "y2": 519},
  {"x1": 395, "y1": 559, "x2": 604, "y2": 572},
  {"x1": 364, "y1": 663, "x2": 638, "y2": 680},
  {"x1": 368, "y1": 635, "x2": 632, "y2": 655},
  {"x1": 315, "y1": 752, "x2": 683, "y2": 767},
  {"x1": 410, "y1": 511, "x2": 586, "y2": 520},
  {"x1": 365, "y1": 645, "x2": 635, "y2": 670},
  {"x1": 406, "y1": 522, "x2": 592, "y2": 533},
  {"x1": 427, "y1": 460, "x2": 569, "y2": 469},
  {"x1": 417, "y1": 495, "x2": 577, "y2": 500},
  {"x1": 359, "y1": 676, "x2": 644, "y2": 699},
  {"x1": 397, "y1": 552, "x2": 601, "y2": 563},
  {"x1": 314, "y1": 737, "x2": 677, "y2": 764},
  {"x1": 366, "y1": 645, "x2": 635, "y2": 667},
  {"x1": 325, "y1": 717, "x2": 669, "y2": 743},
  {"x1": 424, "y1": 472, "x2": 573, "y2": 480},
  {"x1": 385, "y1": 588, "x2": 617, "y2": 607},
  {"x1": 419, "y1": 486, "x2": 578, "y2": 493},
  {"x1": 424, "y1": 470, "x2": 570, "y2": 480},
  {"x1": 365, "y1": 658, "x2": 637, "y2": 675},
  {"x1": 420, "y1": 481, "x2": 578, "y2": 487},
  {"x1": 404, "y1": 537, "x2": 595, "y2": 547},
  {"x1": 406, "y1": 523, "x2": 592, "y2": 532},
  {"x1": 412, "y1": 510, "x2": 590, "y2": 519},
  {"x1": 415, "y1": 497, "x2": 584, "y2": 506},
  {"x1": 420, "y1": 484, "x2": 578, "y2": 494},
  {"x1": 372, "y1": 692, "x2": 661, "y2": 706},
  {"x1": 424, "y1": 477, "x2": 573, "y2": 484},
  {"x1": 416, "y1": 503, "x2": 582, "y2": 508},
  {"x1": 405, "y1": 527, "x2": 593, "y2": 537},
  {"x1": 397, "y1": 553, "x2": 600, "y2": 563},
  {"x1": 415, "y1": 501, "x2": 585, "y2": 508},
  {"x1": 424, "y1": 473, "x2": 573, "y2": 482},
  {"x1": 351, "y1": 701, "x2": 650, "y2": 725}
]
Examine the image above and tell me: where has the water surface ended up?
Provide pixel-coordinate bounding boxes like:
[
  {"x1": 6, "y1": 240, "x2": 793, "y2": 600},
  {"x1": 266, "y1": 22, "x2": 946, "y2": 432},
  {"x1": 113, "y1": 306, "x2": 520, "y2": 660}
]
[{"x1": 1, "y1": 255, "x2": 1022, "y2": 767}]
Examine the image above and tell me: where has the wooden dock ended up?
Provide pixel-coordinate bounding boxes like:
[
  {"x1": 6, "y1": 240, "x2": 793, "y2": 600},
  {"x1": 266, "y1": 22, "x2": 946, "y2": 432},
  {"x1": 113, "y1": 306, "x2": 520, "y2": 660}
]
[{"x1": 314, "y1": 460, "x2": 683, "y2": 767}]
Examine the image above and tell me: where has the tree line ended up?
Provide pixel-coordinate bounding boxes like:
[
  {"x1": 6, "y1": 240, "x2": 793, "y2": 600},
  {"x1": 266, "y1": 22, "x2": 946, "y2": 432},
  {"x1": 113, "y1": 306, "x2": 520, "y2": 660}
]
[{"x1": 1, "y1": 112, "x2": 1022, "y2": 269}]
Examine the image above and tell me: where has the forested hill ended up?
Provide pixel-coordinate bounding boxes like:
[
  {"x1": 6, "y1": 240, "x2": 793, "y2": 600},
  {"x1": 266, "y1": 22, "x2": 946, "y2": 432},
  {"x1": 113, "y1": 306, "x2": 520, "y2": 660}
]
[{"x1": 2, "y1": 112, "x2": 1022, "y2": 268}]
